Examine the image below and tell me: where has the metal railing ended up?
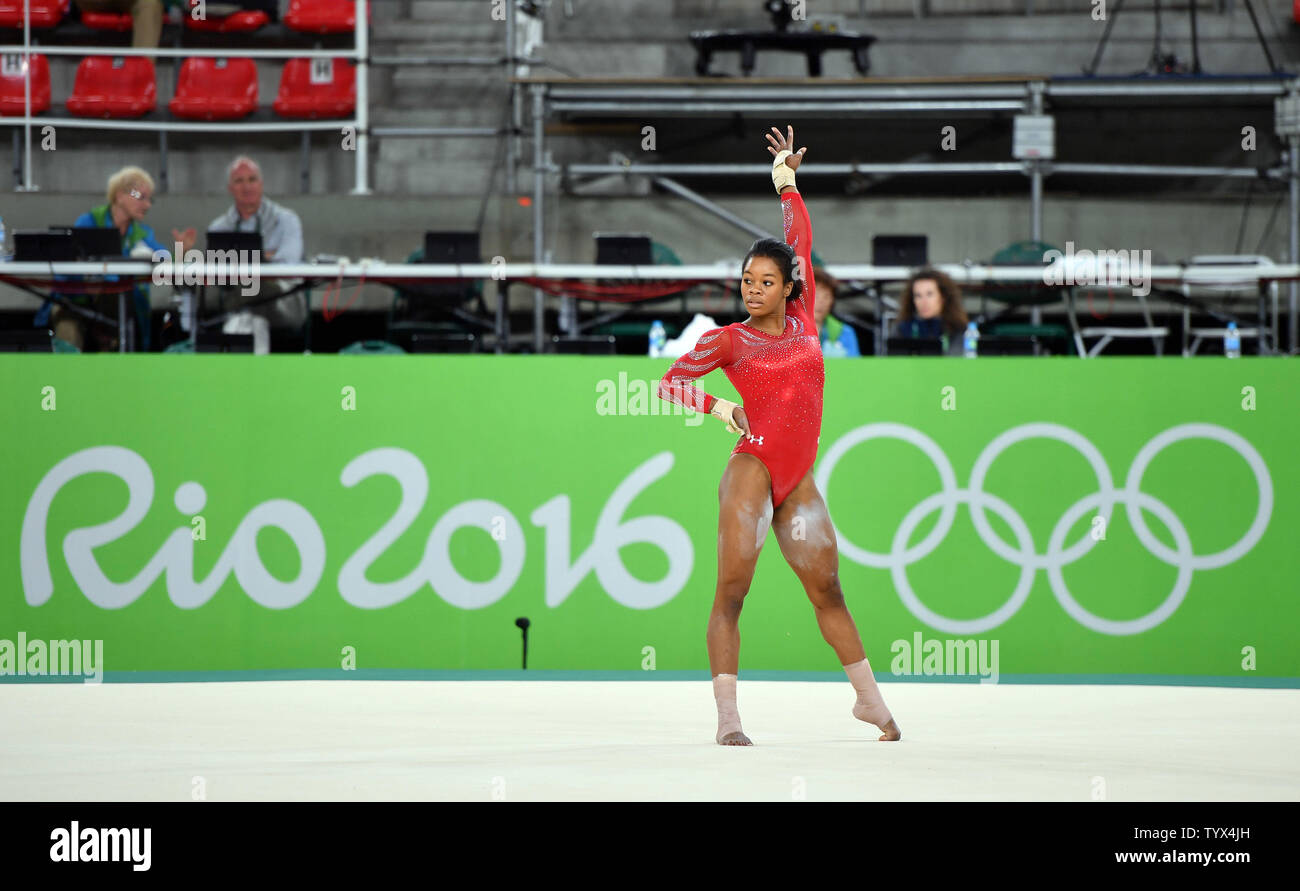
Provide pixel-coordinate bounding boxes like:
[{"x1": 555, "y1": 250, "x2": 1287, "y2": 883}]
[{"x1": 3, "y1": 258, "x2": 1291, "y2": 354}]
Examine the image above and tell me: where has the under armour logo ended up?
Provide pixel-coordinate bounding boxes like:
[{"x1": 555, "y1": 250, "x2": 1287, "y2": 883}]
[{"x1": 746, "y1": 434, "x2": 764, "y2": 445}]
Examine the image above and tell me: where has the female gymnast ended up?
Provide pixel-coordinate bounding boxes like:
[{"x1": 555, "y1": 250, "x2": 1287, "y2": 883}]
[{"x1": 657, "y1": 125, "x2": 900, "y2": 746}]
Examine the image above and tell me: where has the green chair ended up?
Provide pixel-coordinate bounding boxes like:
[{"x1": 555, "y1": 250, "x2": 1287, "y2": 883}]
[
  {"x1": 981, "y1": 240, "x2": 1075, "y2": 355},
  {"x1": 590, "y1": 240, "x2": 690, "y2": 343},
  {"x1": 387, "y1": 247, "x2": 489, "y2": 350}
]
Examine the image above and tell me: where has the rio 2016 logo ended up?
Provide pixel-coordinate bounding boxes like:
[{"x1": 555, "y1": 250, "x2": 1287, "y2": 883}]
[
  {"x1": 19, "y1": 422, "x2": 1271, "y2": 634},
  {"x1": 20, "y1": 447, "x2": 691, "y2": 612}
]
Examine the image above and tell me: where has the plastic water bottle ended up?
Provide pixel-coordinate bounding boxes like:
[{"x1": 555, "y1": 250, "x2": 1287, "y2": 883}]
[
  {"x1": 1224, "y1": 322, "x2": 1241, "y2": 359},
  {"x1": 648, "y1": 320, "x2": 666, "y2": 358},
  {"x1": 963, "y1": 321, "x2": 979, "y2": 358}
]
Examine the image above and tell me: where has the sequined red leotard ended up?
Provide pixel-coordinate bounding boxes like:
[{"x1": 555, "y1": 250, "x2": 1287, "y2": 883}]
[{"x1": 657, "y1": 191, "x2": 825, "y2": 508}]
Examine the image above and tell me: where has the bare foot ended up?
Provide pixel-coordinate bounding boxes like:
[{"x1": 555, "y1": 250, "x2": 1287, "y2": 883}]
[{"x1": 717, "y1": 730, "x2": 753, "y2": 746}]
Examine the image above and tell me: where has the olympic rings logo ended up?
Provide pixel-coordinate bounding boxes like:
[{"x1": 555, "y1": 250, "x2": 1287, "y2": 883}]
[{"x1": 814, "y1": 423, "x2": 1273, "y2": 636}]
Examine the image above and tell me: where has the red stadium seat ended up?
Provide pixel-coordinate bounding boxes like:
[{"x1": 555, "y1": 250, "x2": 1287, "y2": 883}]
[
  {"x1": 0, "y1": 53, "x2": 51, "y2": 116},
  {"x1": 66, "y1": 56, "x2": 155, "y2": 118},
  {"x1": 168, "y1": 57, "x2": 257, "y2": 120},
  {"x1": 80, "y1": 10, "x2": 132, "y2": 31},
  {"x1": 183, "y1": 0, "x2": 268, "y2": 33},
  {"x1": 274, "y1": 58, "x2": 355, "y2": 118},
  {"x1": 285, "y1": 0, "x2": 369, "y2": 35},
  {"x1": 0, "y1": 0, "x2": 69, "y2": 28},
  {"x1": 1295, "y1": 0, "x2": 1300, "y2": 24}
]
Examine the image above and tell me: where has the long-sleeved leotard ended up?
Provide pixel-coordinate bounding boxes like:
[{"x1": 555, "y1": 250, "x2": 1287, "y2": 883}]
[{"x1": 657, "y1": 190, "x2": 825, "y2": 509}]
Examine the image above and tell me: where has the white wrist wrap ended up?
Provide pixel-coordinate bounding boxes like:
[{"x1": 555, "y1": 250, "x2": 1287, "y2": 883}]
[
  {"x1": 710, "y1": 399, "x2": 744, "y2": 434},
  {"x1": 771, "y1": 149, "x2": 796, "y2": 193}
]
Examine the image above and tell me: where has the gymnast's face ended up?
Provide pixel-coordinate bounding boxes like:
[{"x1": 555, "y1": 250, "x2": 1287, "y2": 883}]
[
  {"x1": 742, "y1": 255, "x2": 793, "y2": 318},
  {"x1": 912, "y1": 278, "x2": 944, "y2": 320}
]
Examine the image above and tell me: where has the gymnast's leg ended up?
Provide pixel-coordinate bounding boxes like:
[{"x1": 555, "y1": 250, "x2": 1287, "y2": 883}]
[
  {"x1": 708, "y1": 453, "x2": 774, "y2": 746},
  {"x1": 771, "y1": 469, "x2": 901, "y2": 741}
]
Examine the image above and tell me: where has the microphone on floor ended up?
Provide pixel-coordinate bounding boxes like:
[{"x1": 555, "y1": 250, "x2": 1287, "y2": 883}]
[{"x1": 515, "y1": 617, "x2": 531, "y2": 670}]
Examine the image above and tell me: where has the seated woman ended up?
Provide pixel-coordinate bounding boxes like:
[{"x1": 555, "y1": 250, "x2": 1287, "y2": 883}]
[
  {"x1": 894, "y1": 266, "x2": 968, "y2": 356},
  {"x1": 812, "y1": 266, "x2": 860, "y2": 358},
  {"x1": 33, "y1": 165, "x2": 195, "y2": 351}
]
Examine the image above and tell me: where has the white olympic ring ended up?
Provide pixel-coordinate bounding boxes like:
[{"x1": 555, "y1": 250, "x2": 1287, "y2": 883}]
[{"x1": 814, "y1": 422, "x2": 1273, "y2": 636}]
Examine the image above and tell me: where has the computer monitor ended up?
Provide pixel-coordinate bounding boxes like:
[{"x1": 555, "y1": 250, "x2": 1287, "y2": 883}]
[
  {"x1": 0, "y1": 328, "x2": 54, "y2": 352},
  {"x1": 552, "y1": 335, "x2": 617, "y2": 355},
  {"x1": 206, "y1": 231, "x2": 263, "y2": 254},
  {"x1": 424, "y1": 231, "x2": 481, "y2": 264},
  {"x1": 407, "y1": 332, "x2": 478, "y2": 354},
  {"x1": 195, "y1": 332, "x2": 255, "y2": 353},
  {"x1": 886, "y1": 336, "x2": 944, "y2": 356},
  {"x1": 872, "y1": 235, "x2": 928, "y2": 268},
  {"x1": 974, "y1": 335, "x2": 1038, "y2": 356},
  {"x1": 594, "y1": 233, "x2": 653, "y2": 266},
  {"x1": 70, "y1": 226, "x2": 124, "y2": 260},
  {"x1": 13, "y1": 230, "x2": 77, "y2": 262}
]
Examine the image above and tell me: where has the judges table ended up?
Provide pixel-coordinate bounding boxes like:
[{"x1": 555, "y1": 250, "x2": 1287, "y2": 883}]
[{"x1": 1, "y1": 259, "x2": 1295, "y2": 355}]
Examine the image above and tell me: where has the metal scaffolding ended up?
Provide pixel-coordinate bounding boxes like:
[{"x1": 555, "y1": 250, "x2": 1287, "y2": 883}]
[
  {"x1": 520, "y1": 74, "x2": 1300, "y2": 355},
  {"x1": 3, "y1": 2, "x2": 1296, "y2": 355}
]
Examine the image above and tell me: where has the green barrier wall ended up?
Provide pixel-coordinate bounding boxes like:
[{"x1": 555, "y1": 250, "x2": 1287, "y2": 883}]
[{"x1": 1, "y1": 356, "x2": 1296, "y2": 685}]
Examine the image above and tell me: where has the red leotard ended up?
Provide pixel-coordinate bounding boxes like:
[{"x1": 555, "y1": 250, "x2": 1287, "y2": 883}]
[{"x1": 657, "y1": 190, "x2": 824, "y2": 509}]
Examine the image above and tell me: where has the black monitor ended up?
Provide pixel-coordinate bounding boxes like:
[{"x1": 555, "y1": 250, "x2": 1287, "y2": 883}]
[
  {"x1": 195, "y1": 332, "x2": 255, "y2": 353},
  {"x1": 13, "y1": 230, "x2": 77, "y2": 262},
  {"x1": 886, "y1": 336, "x2": 944, "y2": 356},
  {"x1": 974, "y1": 335, "x2": 1037, "y2": 356},
  {"x1": 552, "y1": 335, "x2": 617, "y2": 355},
  {"x1": 207, "y1": 231, "x2": 263, "y2": 254},
  {"x1": 594, "y1": 233, "x2": 653, "y2": 266},
  {"x1": 407, "y1": 232, "x2": 481, "y2": 304},
  {"x1": 872, "y1": 235, "x2": 928, "y2": 268},
  {"x1": 70, "y1": 226, "x2": 124, "y2": 259},
  {"x1": 424, "y1": 231, "x2": 480, "y2": 264},
  {"x1": 407, "y1": 332, "x2": 478, "y2": 353},
  {"x1": 0, "y1": 328, "x2": 54, "y2": 352}
]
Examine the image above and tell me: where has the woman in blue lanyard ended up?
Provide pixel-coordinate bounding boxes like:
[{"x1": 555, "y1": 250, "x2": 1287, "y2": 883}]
[
  {"x1": 34, "y1": 166, "x2": 195, "y2": 350},
  {"x1": 812, "y1": 266, "x2": 860, "y2": 358}
]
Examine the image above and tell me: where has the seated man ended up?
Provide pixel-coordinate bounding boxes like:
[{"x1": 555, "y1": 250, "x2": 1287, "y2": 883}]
[{"x1": 208, "y1": 156, "x2": 306, "y2": 354}]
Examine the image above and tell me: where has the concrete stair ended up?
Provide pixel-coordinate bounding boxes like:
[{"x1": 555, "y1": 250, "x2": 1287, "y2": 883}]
[{"x1": 369, "y1": 0, "x2": 515, "y2": 196}]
